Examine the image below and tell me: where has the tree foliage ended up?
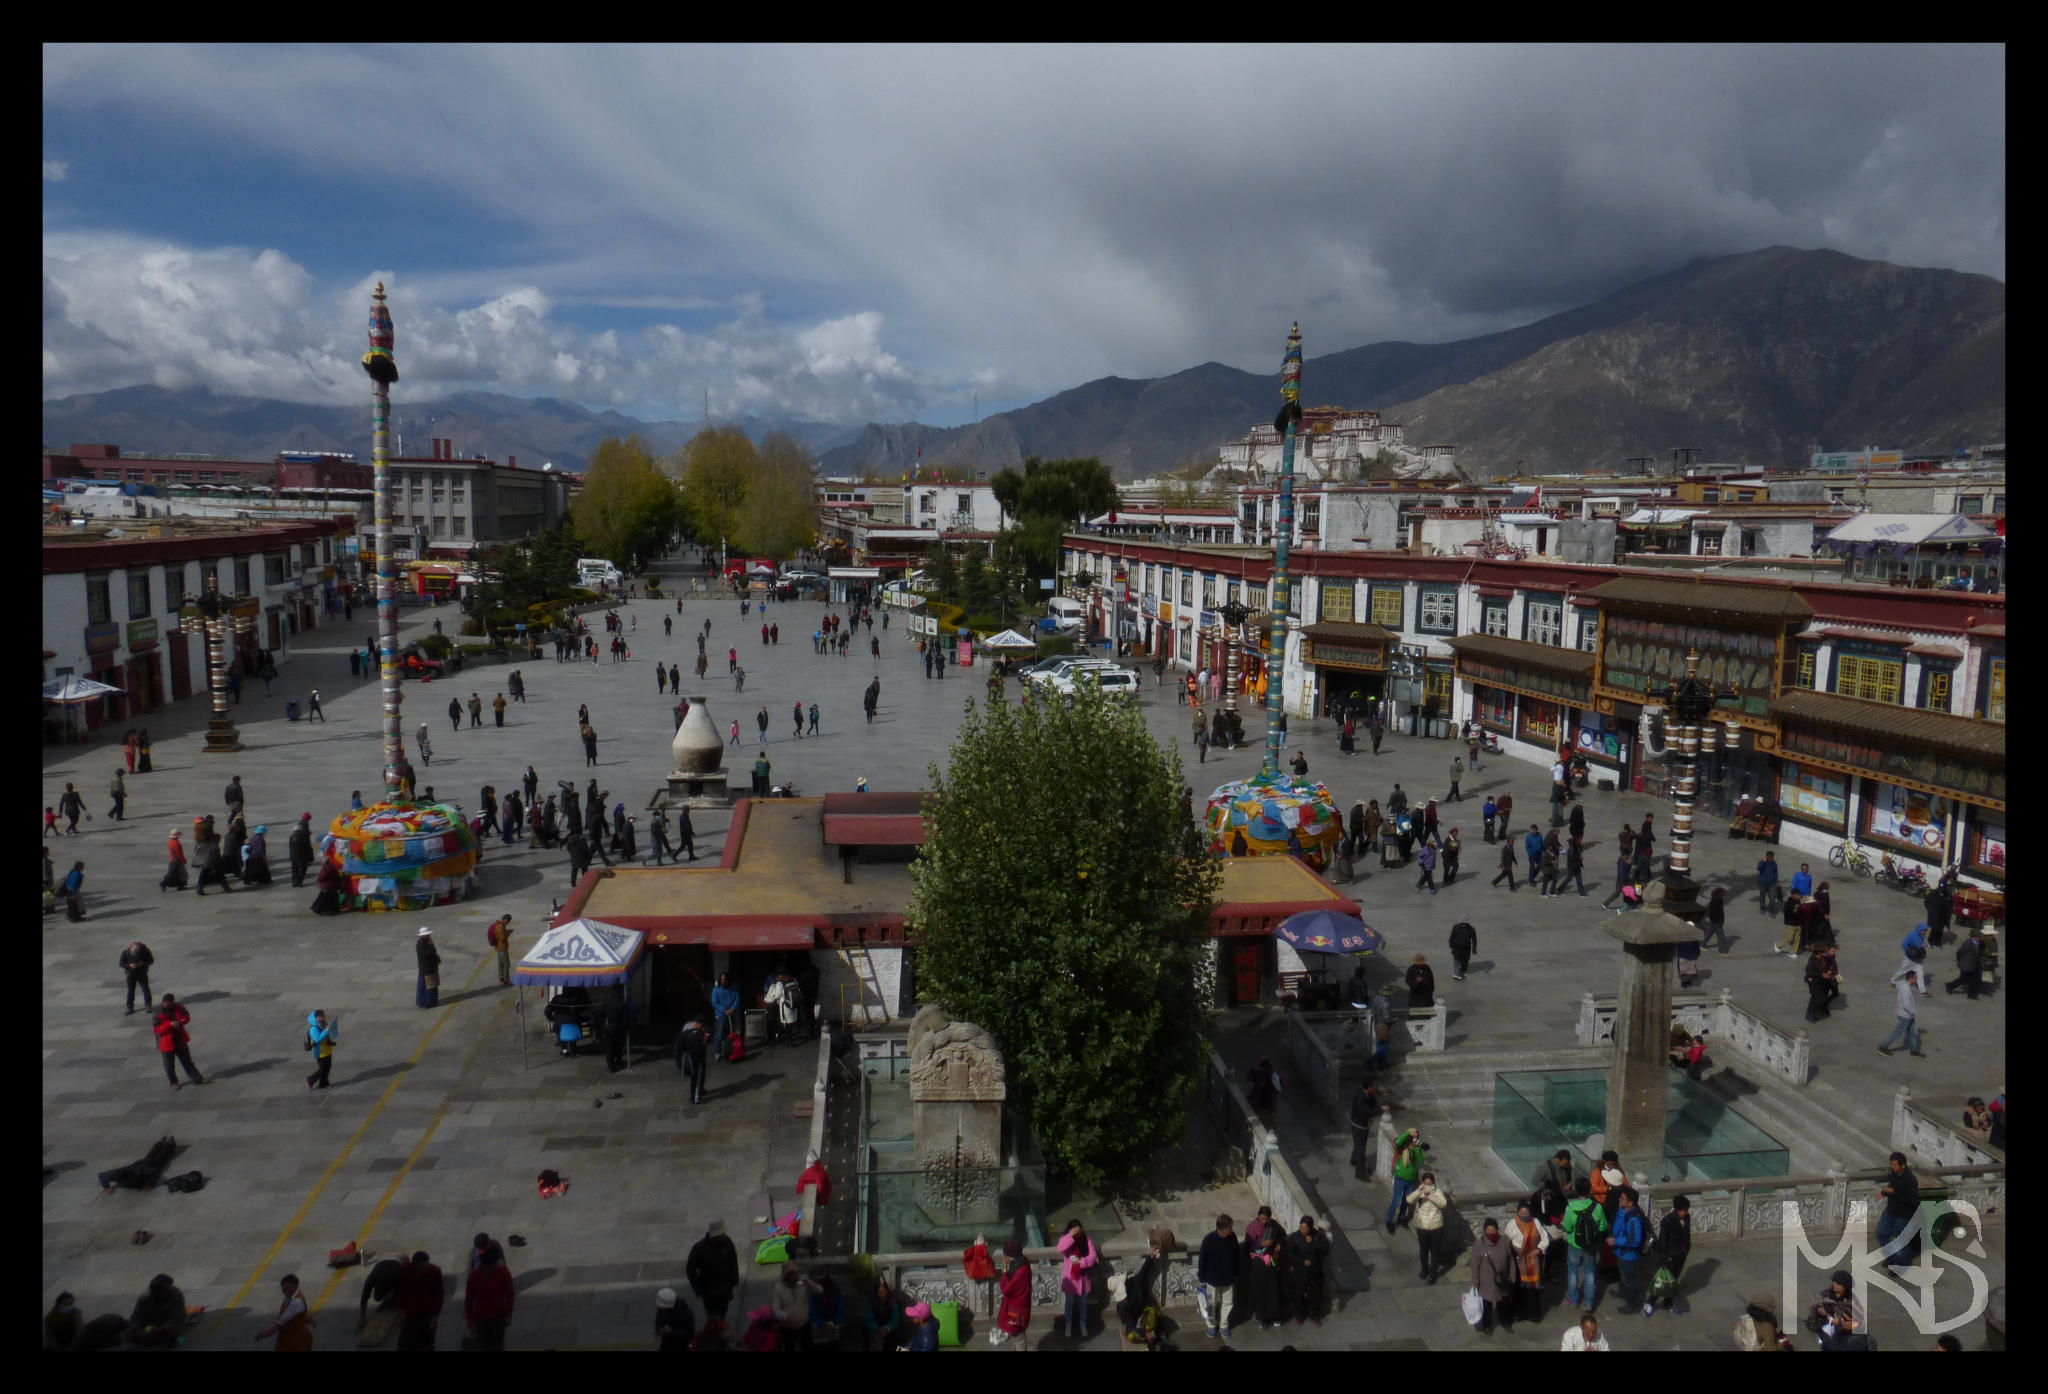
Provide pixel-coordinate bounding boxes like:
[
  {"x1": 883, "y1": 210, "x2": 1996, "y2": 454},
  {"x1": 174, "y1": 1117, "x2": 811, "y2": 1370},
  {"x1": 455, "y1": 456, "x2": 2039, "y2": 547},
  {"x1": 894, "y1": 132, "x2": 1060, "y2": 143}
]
[
  {"x1": 732, "y1": 430, "x2": 818, "y2": 560},
  {"x1": 677, "y1": 426, "x2": 757, "y2": 545},
  {"x1": 988, "y1": 455, "x2": 1118, "y2": 580},
  {"x1": 909, "y1": 691, "x2": 1218, "y2": 1192},
  {"x1": 568, "y1": 435, "x2": 678, "y2": 568},
  {"x1": 467, "y1": 521, "x2": 580, "y2": 619}
]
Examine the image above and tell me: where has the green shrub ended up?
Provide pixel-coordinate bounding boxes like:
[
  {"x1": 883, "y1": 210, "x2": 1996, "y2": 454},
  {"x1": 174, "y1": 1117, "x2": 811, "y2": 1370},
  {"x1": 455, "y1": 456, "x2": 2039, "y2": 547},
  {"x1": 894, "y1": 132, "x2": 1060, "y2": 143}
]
[
  {"x1": 459, "y1": 617, "x2": 484, "y2": 636},
  {"x1": 417, "y1": 633, "x2": 455, "y2": 658},
  {"x1": 1035, "y1": 633, "x2": 1076, "y2": 658}
]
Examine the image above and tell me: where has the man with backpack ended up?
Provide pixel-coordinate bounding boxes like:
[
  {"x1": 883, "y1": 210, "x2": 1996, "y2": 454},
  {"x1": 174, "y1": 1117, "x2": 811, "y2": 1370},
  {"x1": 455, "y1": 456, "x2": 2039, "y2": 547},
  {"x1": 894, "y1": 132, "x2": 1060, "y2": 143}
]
[
  {"x1": 1562, "y1": 1178, "x2": 1608, "y2": 1311},
  {"x1": 486, "y1": 914, "x2": 513, "y2": 986}
]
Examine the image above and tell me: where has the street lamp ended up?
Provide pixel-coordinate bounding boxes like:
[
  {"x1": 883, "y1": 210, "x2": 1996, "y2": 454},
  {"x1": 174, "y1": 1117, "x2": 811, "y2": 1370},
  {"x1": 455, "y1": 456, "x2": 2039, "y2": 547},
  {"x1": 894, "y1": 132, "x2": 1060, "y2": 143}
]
[{"x1": 1641, "y1": 647, "x2": 1739, "y2": 917}]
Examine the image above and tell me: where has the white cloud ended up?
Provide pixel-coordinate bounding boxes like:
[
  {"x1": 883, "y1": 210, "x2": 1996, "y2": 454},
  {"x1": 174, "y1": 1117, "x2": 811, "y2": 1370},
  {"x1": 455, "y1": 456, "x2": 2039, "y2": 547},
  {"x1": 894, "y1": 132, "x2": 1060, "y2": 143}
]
[
  {"x1": 42, "y1": 159, "x2": 69, "y2": 182},
  {"x1": 40, "y1": 43, "x2": 2005, "y2": 417},
  {"x1": 41, "y1": 233, "x2": 946, "y2": 424}
]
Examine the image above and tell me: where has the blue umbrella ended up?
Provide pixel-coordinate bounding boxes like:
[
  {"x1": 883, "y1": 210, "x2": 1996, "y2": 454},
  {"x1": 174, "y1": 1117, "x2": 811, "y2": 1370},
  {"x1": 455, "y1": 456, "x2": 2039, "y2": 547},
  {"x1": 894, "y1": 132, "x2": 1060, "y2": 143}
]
[{"x1": 1274, "y1": 909, "x2": 1383, "y2": 958}]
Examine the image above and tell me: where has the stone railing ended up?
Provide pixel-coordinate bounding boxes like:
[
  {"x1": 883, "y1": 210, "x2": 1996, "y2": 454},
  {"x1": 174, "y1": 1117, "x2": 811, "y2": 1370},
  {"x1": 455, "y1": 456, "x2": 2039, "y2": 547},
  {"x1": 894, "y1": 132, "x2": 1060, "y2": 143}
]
[
  {"x1": 1203, "y1": 1051, "x2": 1332, "y2": 1241},
  {"x1": 1286, "y1": 1007, "x2": 1447, "y2": 1114},
  {"x1": 1893, "y1": 1087, "x2": 2004, "y2": 1169},
  {"x1": 1577, "y1": 989, "x2": 1812, "y2": 1086},
  {"x1": 1437, "y1": 1161, "x2": 2004, "y2": 1245}
]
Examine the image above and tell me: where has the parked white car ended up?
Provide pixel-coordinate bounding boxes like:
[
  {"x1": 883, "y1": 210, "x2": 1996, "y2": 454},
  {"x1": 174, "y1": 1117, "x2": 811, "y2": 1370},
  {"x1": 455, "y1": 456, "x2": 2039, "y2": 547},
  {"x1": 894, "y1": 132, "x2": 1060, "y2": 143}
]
[{"x1": 1046, "y1": 666, "x2": 1140, "y2": 700}]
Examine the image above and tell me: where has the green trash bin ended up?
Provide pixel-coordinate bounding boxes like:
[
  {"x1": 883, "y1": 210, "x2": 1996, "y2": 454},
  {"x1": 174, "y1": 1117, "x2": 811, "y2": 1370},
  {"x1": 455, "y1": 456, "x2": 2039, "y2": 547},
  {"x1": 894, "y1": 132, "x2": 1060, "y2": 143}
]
[{"x1": 1919, "y1": 1185, "x2": 1959, "y2": 1248}]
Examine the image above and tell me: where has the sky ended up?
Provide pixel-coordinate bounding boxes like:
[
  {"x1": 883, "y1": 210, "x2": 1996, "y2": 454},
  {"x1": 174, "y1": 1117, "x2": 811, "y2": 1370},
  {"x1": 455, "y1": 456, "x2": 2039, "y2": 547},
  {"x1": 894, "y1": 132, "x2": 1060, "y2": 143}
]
[{"x1": 43, "y1": 44, "x2": 2006, "y2": 430}]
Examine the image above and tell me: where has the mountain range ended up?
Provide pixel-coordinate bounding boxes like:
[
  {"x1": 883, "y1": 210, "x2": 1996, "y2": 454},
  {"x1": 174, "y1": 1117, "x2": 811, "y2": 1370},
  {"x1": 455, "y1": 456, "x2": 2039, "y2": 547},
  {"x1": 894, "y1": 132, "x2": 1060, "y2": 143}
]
[
  {"x1": 816, "y1": 247, "x2": 2005, "y2": 478},
  {"x1": 43, "y1": 247, "x2": 2004, "y2": 480},
  {"x1": 39, "y1": 386, "x2": 852, "y2": 474}
]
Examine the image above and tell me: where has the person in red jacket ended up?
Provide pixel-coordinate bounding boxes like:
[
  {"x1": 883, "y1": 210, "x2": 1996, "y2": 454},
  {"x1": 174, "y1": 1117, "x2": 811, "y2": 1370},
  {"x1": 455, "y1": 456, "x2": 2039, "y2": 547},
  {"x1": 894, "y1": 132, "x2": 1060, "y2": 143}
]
[
  {"x1": 464, "y1": 1243, "x2": 515, "y2": 1350},
  {"x1": 154, "y1": 999, "x2": 204, "y2": 1090},
  {"x1": 993, "y1": 1239, "x2": 1033, "y2": 1345}
]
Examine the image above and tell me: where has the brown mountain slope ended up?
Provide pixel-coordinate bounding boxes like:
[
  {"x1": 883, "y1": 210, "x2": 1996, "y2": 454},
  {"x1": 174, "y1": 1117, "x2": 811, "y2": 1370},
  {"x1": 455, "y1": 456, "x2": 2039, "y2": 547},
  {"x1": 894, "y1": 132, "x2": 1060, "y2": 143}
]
[{"x1": 1377, "y1": 247, "x2": 2005, "y2": 476}]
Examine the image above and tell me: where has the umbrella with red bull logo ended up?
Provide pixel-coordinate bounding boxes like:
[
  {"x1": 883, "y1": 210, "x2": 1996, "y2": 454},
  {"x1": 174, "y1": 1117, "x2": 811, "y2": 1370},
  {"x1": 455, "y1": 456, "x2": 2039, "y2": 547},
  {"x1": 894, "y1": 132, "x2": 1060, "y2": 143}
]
[{"x1": 1273, "y1": 908, "x2": 1385, "y2": 959}]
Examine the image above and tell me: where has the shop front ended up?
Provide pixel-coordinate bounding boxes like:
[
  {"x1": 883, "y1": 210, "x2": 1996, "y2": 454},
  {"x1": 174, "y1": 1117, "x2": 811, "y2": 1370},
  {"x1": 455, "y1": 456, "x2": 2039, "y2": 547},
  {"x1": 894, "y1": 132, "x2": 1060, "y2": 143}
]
[
  {"x1": 1768, "y1": 689, "x2": 2006, "y2": 882},
  {"x1": 1445, "y1": 634, "x2": 1594, "y2": 767},
  {"x1": 1583, "y1": 575, "x2": 1810, "y2": 806},
  {"x1": 1299, "y1": 620, "x2": 1393, "y2": 720}
]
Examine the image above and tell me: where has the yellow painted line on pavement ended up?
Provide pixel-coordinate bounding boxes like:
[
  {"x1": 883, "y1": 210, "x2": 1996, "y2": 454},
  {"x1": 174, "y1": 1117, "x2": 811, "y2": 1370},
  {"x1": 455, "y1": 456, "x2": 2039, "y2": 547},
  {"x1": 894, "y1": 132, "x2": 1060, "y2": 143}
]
[
  {"x1": 204, "y1": 950, "x2": 504, "y2": 1340},
  {"x1": 308, "y1": 975, "x2": 517, "y2": 1316}
]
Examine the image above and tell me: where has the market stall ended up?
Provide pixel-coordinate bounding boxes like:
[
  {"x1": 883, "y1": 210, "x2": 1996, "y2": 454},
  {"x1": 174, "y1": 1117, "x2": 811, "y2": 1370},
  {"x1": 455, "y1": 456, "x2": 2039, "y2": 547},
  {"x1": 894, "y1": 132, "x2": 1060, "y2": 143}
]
[{"x1": 513, "y1": 917, "x2": 648, "y2": 1069}]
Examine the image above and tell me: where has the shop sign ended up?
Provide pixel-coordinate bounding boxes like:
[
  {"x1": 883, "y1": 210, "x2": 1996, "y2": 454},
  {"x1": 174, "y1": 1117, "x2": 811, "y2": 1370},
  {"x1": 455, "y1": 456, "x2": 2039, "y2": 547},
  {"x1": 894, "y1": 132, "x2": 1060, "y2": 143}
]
[
  {"x1": 1781, "y1": 725, "x2": 2005, "y2": 809},
  {"x1": 1158, "y1": 603, "x2": 1173, "y2": 623},
  {"x1": 1970, "y1": 820, "x2": 2006, "y2": 876},
  {"x1": 1199, "y1": 609, "x2": 1218, "y2": 629},
  {"x1": 126, "y1": 618, "x2": 159, "y2": 651},
  {"x1": 1309, "y1": 639, "x2": 1386, "y2": 672},
  {"x1": 1142, "y1": 595, "x2": 1157, "y2": 618},
  {"x1": 1598, "y1": 613, "x2": 1772, "y2": 715},
  {"x1": 1865, "y1": 779, "x2": 1949, "y2": 854},
  {"x1": 84, "y1": 620, "x2": 121, "y2": 655},
  {"x1": 1456, "y1": 654, "x2": 1589, "y2": 706},
  {"x1": 231, "y1": 596, "x2": 262, "y2": 619},
  {"x1": 1779, "y1": 761, "x2": 1847, "y2": 824},
  {"x1": 1520, "y1": 697, "x2": 1563, "y2": 744}
]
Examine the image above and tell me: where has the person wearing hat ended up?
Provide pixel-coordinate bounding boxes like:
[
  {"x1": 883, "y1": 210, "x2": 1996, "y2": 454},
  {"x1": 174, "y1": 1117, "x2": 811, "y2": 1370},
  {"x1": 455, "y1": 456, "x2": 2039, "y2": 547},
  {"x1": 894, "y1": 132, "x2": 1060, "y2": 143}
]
[
  {"x1": 687, "y1": 1221, "x2": 739, "y2": 1322},
  {"x1": 161, "y1": 827, "x2": 188, "y2": 892},
  {"x1": 903, "y1": 1300, "x2": 940, "y2": 1351},
  {"x1": 772, "y1": 1263, "x2": 822, "y2": 1350},
  {"x1": 243, "y1": 824, "x2": 272, "y2": 885},
  {"x1": 993, "y1": 1239, "x2": 1032, "y2": 1344},
  {"x1": 287, "y1": 814, "x2": 315, "y2": 888},
  {"x1": 415, "y1": 928, "x2": 441, "y2": 1009},
  {"x1": 655, "y1": 1286, "x2": 695, "y2": 1352},
  {"x1": 1737, "y1": 1293, "x2": 1790, "y2": 1350}
]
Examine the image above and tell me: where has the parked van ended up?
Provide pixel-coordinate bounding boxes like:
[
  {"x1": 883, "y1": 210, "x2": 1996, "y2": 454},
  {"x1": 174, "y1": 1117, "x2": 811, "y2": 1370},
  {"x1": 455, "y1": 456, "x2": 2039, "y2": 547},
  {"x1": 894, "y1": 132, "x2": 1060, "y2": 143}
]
[
  {"x1": 1044, "y1": 596, "x2": 1086, "y2": 631},
  {"x1": 577, "y1": 558, "x2": 623, "y2": 589}
]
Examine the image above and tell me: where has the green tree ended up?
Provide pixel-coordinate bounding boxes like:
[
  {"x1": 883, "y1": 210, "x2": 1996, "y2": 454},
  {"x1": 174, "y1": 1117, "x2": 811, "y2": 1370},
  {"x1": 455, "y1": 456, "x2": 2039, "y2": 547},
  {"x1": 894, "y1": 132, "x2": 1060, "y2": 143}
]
[
  {"x1": 732, "y1": 430, "x2": 818, "y2": 560},
  {"x1": 569, "y1": 435, "x2": 678, "y2": 568},
  {"x1": 927, "y1": 548, "x2": 959, "y2": 606},
  {"x1": 992, "y1": 455, "x2": 1118, "y2": 580},
  {"x1": 677, "y1": 426, "x2": 757, "y2": 546},
  {"x1": 909, "y1": 691, "x2": 1218, "y2": 1192},
  {"x1": 958, "y1": 549, "x2": 990, "y2": 616}
]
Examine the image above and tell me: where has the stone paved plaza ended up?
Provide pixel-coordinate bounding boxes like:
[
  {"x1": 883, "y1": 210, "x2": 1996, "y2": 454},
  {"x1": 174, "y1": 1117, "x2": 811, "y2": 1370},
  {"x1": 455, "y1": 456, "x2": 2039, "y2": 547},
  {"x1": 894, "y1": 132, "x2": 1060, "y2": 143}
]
[{"x1": 42, "y1": 559, "x2": 2004, "y2": 1349}]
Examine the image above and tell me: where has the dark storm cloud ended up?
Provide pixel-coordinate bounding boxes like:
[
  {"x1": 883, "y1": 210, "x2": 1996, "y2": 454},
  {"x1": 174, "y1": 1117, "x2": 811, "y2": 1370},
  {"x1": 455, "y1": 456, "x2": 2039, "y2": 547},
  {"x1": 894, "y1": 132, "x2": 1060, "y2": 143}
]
[{"x1": 43, "y1": 43, "x2": 2003, "y2": 416}]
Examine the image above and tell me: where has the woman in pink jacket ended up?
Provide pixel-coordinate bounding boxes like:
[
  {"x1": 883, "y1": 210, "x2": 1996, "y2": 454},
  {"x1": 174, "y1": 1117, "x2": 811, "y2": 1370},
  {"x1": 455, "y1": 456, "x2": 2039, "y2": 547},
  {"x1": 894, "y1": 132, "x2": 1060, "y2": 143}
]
[{"x1": 1055, "y1": 1219, "x2": 1098, "y2": 1340}]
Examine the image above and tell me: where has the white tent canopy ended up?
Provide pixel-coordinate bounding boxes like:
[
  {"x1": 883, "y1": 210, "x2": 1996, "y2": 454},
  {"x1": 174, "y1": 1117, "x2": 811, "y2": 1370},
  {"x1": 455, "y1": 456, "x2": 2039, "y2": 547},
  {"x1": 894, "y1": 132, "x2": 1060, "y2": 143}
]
[
  {"x1": 514, "y1": 917, "x2": 645, "y2": 987},
  {"x1": 514, "y1": 917, "x2": 648, "y2": 1071},
  {"x1": 42, "y1": 675, "x2": 124, "y2": 703},
  {"x1": 980, "y1": 629, "x2": 1039, "y2": 650},
  {"x1": 1822, "y1": 513, "x2": 1998, "y2": 547}
]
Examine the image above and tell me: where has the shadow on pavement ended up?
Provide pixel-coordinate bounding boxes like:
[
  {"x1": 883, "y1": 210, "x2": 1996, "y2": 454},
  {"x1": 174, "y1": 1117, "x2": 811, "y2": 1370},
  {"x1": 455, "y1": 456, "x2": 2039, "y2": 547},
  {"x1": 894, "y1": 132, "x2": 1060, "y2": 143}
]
[{"x1": 208, "y1": 1057, "x2": 286, "y2": 1081}]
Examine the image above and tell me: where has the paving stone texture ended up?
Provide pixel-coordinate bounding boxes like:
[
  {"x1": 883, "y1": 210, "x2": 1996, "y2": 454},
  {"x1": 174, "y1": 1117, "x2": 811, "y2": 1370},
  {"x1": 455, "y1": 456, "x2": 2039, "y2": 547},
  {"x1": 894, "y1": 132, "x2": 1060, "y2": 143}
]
[{"x1": 42, "y1": 556, "x2": 2004, "y2": 1350}]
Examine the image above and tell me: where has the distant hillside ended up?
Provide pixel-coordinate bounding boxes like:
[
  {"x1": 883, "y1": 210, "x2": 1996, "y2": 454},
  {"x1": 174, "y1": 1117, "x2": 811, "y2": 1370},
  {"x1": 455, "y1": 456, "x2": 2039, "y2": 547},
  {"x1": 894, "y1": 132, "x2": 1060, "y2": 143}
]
[
  {"x1": 45, "y1": 248, "x2": 2005, "y2": 481},
  {"x1": 1377, "y1": 247, "x2": 2008, "y2": 476},
  {"x1": 39, "y1": 385, "x2": 853, "y2": 472},
  {"x1": 820, "y1": 246, "x2": 2005, "y2": 477}
]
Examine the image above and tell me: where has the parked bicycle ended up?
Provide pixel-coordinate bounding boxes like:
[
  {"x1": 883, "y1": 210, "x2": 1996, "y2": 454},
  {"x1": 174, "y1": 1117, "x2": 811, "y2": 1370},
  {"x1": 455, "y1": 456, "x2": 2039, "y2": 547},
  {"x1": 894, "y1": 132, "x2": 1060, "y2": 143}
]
[{"x1": 1827, "y1": 837, "x2": 1875, "y2": 877}]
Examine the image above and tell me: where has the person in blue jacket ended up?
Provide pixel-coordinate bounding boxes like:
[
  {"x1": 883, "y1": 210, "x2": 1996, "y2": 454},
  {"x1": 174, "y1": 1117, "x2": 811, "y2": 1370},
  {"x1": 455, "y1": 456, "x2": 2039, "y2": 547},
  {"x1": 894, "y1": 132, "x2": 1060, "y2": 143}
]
[
  {"x1": 710, "y1": 973, "x2": 741, "y2": 1060},
  {"x1": 1610, "y1": 1187, "x2": 1652, "y2": 1311}
]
